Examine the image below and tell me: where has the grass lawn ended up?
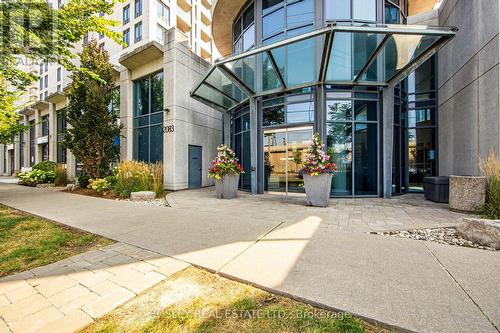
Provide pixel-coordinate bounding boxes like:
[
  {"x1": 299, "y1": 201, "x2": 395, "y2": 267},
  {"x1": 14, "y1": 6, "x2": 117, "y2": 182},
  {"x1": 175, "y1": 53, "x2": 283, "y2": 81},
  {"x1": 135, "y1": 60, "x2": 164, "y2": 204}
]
[
  {"x1": 0, "y1": 204, "x2": 113, "y2": 277},
  {"x1": 82, "y1": 267, "x2": 386, "y2": 333}
]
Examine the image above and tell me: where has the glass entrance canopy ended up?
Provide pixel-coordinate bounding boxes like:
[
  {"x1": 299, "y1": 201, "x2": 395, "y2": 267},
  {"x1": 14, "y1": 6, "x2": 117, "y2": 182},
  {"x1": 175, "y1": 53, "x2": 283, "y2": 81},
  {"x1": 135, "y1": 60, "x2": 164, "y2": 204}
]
[{"x1": 191, "y1": 23, "x2": 456, "y2": 111}]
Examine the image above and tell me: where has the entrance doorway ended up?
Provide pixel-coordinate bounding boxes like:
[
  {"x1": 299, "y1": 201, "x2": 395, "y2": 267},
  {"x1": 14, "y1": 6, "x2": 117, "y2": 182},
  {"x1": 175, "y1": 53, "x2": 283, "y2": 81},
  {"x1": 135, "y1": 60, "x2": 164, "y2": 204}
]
[
  {"x1": 188, "y1": 145, "x2": 202, "y2": 189},
  {"x1": 263, "y1": 126, "x2": 313, "y2": 195}
]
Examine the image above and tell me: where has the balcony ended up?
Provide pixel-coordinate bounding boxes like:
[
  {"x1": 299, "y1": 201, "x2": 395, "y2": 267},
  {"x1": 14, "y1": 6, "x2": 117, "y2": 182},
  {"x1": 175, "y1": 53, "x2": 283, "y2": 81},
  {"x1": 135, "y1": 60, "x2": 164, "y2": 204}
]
[
  {"x1": 200, "y1": 9, "x2": 211, "y2": 26},
  {"x1": 177, "y1": 0, "x2": 191, "y2": 13},
  {"x1": 176, "y1": 8, "x2": 192, "y2": 33},
  {"x1": 201, "y1": 0, "x2": 211, "y2": 10},
  {"x1": 200, "y1": 22, "x2": 211, "y2": 42},
  {"x1": 199, "y1": 39, "x2": 212, "y2": 60}
]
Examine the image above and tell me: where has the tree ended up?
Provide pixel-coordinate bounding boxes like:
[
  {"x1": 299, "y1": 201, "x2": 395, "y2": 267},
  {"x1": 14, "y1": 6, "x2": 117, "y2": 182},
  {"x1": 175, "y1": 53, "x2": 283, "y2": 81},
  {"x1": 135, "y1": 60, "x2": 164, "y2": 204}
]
[
  {"x1": 0, "y1": 0, "x2": 123, "y2": 142},
  {"x1": 64, "y1": 40, "x2": 122, "y2": 179}
]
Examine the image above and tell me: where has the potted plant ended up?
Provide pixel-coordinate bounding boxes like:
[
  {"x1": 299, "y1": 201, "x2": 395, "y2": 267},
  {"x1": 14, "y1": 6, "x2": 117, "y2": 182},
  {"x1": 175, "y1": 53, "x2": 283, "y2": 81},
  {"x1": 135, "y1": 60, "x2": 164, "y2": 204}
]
[
  {"x1": 299, "y1": 133, "x2": 336, "y2": 207},
  {"x1": 208, "y1": 144, "x2": 244, "y2": 199}
]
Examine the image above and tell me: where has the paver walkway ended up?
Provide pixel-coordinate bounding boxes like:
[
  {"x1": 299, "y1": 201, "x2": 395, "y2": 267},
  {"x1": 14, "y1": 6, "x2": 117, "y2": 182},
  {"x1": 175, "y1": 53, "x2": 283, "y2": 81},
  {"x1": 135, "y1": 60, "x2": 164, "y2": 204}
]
[
  {"x1": 0, "y1": 182, "x2": 499, "y2": 333},
  {"x1": 0, "y1": 242, "x2": 189, "y2": 333}
]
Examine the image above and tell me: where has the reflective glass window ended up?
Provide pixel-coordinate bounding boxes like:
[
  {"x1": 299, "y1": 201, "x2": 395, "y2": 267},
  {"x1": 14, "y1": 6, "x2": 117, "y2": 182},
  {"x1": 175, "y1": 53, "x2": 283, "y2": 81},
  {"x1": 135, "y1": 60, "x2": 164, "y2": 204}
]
[
  {"x1": 354, "y1": 123, "x2": 378, "y2": 195},
  {"x1": 353, "y1": 0, "x2": 376, "y2": 21},
  {"x1": 327, "y1": 100, "x2": 352, "y2": 120},
  {"x1": 286, "y1": 102, "x2": 314, "y2": 123},
  {"x1": 263, "y1": 0, "x2": 284, "y2": 14},
  {"x1": 325, "y1": 0, "x2": 351, "y2": 20},
  {"x1": 263, "y1": 8, "x2": 285, "y2": 39},
  {"x1": 327, "y1": 122, "x2": 352, "y2": 196},
  {"x1": 354, "y1": 100, "x2": 377, "y2": 121},
  {"x1": 287, "y1": 0, "x2": 314, "y2": 29}
]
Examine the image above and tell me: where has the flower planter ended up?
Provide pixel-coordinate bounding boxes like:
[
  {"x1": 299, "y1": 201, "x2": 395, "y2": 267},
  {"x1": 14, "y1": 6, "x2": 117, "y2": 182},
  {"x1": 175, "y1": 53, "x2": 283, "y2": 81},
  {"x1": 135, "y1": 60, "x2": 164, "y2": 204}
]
[
  {"x1": 215, "y1": 173, "x2": 240, "y2": 199},
  {"x1": 303, "y1": 173, "x2": 333, "y2": 207},
  {"x1": 449, "y1": 175, "x2": 486, "y2": 213}
]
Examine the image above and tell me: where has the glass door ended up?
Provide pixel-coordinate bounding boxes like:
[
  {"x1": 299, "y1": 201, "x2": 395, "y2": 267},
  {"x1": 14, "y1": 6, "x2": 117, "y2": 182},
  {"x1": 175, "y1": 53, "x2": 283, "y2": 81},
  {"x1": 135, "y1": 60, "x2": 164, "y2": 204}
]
[{"x1": 264, "y1": 126, "x2": 313, "y2": 194}]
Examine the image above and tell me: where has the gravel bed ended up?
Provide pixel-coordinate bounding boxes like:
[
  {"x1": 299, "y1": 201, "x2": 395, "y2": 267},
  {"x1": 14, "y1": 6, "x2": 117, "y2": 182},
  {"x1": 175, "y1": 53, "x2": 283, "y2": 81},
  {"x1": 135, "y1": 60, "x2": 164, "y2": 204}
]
[{"x1": 373, "y1": 227, "x2": 498, "y2": 251}]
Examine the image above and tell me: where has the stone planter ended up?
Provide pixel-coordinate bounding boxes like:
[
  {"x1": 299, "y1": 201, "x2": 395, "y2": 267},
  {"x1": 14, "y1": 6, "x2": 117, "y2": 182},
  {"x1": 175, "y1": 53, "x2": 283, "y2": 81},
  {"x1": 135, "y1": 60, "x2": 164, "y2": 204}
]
[
  {"x1": 449, "y1": 175, "x2": 486, "y2": 213},
  {"x1": 131, "y1": 191, "x2": 156, "y2": 201},
  {"x1": 215, "y1": 173, "x2": 240, "y2": 199},
  {"x1": 303, "y1": 173, "x2": 333, "y2": 207}
]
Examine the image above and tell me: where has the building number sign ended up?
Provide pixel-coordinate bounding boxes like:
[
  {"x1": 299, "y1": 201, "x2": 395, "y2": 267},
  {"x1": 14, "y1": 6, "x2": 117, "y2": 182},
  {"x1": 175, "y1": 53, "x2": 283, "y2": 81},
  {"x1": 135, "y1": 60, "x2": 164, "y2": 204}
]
[{"x1": 163, "y1": 125, "x2": 175, "y2": 133}]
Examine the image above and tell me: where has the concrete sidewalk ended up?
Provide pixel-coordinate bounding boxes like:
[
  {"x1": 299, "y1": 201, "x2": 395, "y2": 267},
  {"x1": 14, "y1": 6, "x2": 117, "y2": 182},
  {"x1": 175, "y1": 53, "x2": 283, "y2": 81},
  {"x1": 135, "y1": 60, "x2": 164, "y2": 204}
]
[{"x1": 0, "y1": 183, "x2": 498, "y2": 333}]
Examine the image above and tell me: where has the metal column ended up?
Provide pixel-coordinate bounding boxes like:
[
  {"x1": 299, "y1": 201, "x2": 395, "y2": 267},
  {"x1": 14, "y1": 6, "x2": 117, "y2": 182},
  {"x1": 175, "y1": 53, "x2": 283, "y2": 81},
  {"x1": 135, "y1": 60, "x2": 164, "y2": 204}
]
[
  {"x1": 249, "y1": 97, "x2": 258, "y2": 195},
  {"x1": 382, "y1": 84, "x2": 395, "y2": 198}
]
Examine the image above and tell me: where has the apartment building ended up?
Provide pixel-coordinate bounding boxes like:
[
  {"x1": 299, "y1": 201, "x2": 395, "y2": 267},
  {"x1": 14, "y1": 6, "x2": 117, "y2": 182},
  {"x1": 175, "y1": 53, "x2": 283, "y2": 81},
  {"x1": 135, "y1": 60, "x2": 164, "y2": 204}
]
[{"x1": 1, "y1": 0, "x2": 222, "y2": 191}]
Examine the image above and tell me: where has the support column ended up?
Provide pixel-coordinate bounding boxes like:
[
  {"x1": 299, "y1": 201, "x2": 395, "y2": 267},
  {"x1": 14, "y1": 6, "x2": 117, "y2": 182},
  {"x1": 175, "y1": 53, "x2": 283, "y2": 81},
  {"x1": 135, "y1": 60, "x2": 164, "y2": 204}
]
[
  {"x1": 256, "y1": 98, "x2": 264, "y2": 194},
  {"x1": 223, "y1": 112, "x2": 231, "y2": 145},
  {"x1": 22, "y1": 115, "x2": 29, "y2": 170},
  {"x1": 382, "y1": 85, "x2": 395, "y2": 198},
  {"x1": 119, "y1": 68, "x2": 134, "y2": 161},
  {"x1": 34, "y1": 109, "x2": 41, "y2": 164},
  {"x1": 249, "y1": 97, "x2": 258, "y2": 195},
  {"x1": 49, "y1": 103, "x2": 57, "y2": 162},
  {"x1": 0, "y1": 145, "x2": 4, "y2": 175},
  {"x1": 13, "y1": 133, "x2": 20, "y2": 173}
]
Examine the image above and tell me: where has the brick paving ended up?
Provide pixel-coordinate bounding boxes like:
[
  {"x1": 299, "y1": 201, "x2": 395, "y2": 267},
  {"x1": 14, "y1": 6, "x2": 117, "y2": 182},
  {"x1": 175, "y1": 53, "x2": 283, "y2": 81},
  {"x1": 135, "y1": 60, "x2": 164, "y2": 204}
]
[{"x1": 0, "y1": 243, "x2": 189, "y2": 333}]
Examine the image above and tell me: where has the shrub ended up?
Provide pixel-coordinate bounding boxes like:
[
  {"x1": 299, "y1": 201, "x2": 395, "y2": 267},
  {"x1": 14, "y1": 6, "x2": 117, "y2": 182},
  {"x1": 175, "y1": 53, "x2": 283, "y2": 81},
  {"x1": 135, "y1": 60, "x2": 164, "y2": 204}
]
[
  {"x1": 88, "y1": 178, "x2": 111, "y2": 193},
  {"x1": 78, "y1": 172, "x2": 91, "y2": 188},
  {"x1": 105, "y1": 175, "x2": 117, "y2": 189},
  {"x1": 149, "y1": 162, "x2": 164, "y2": 198},
  {"x1": 32, "y1": 161, "x2": 57, "y2": 172},
  {"x1": 480, "y1": 150, "x2": 500, "y2": 219},
  {"x1": 17, "y1": 169, "x2": 55, "y2": 186},
  {"x1": 113, "y1": 161, "x2": 151, "y2": 198},
  {"x1": 54, "y1": 164, "x2": 68, "y2": 187},
  {"x1": 299, "y1": 133, "x2": 336, "y2": 176}
]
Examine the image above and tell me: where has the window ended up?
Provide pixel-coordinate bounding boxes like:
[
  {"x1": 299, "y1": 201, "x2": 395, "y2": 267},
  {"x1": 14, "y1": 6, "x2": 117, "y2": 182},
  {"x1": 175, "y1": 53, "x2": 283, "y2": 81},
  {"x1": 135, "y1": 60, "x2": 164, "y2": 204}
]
[
  {"x1": 156, "y1": 24, "x2": 165, "y2": 42},
  {"x1": 134, "y1": 22, "x2": 142, "y2": 42},
  {"x1": 45, "y1": 63, "x2": 48, "y2": 72},
  {"x1": 123, "y1": 28, "x2": 130, "y2": 47},
  {"x1": 39, "y1": 63, "x2": 44, "y2": 74},
  {"x1": 233, "y1": 3, "x2": 255, "y2": 54},
  {"x1": 29, "y1": 120, "x2": 35, "y2": 166},
  {"x1": 325, "y1": 0, "x2": 377, "y2": 22},
  {"x1": 41, "y1": 115, "x2": 49, "y2": 136},
  {"x1": 123, "y1": 4, "x2": 130, "y2": 24},
  {"x1": 157, "y1": 0, "x2": 170, "y2": 24},
  {"x1": 57, "y1": 85, "x2": 61, "y2": 92},
  {"x1": 56, "y1": 110, "x2": 67, "y2": 164},
  {"x1": 135, "y1": 0, "x2": 142, "y2": 18},
  {"x1": 44, "y1": 75, "x2": 48, "y2": 88},
  {"x1": 325, "y1": 0, "x2": 350, "y2": 20},
  {"x1": 133, "y1": 72, "x2": 164, "y2": 163},
  {"x1": 39, "y1": 78, "x2": 43, "y2": 90},
  {"x1": 56, "y1": 67, "x2": 61, "y2": 81},
  {"x1": 353, "y1": 0, "x2": 376, "y2": 21},
  {"x1": 39, "y1": 93, "x2": 43, "y2": 101}
]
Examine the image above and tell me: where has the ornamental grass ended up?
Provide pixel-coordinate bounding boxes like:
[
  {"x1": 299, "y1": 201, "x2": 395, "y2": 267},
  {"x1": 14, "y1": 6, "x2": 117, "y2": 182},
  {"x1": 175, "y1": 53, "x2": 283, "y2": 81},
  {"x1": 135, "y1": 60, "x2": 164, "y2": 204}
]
[
  {"x1": 149, "y1": 162, "x2": 164, "y2": 198},
  {"x1": 480, "y1": 150, "x2": 500, "y2": 220},
  {"x1": 114, "y1": 160, "x2": 151, "y2": 198}
]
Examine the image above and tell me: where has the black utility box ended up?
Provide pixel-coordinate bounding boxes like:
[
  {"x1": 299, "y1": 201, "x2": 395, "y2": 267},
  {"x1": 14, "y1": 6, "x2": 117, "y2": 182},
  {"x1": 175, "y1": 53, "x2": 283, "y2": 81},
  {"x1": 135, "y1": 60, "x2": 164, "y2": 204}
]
[{"x1": 423, "y1": 176, "x2": 450, "y2": 203}]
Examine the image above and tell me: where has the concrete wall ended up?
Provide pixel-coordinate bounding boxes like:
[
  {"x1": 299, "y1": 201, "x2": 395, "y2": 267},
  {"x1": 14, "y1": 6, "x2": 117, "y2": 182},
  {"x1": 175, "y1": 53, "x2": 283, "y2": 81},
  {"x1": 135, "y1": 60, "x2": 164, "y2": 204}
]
[
  {"x1": 164, "y1": 28, "x2": 223, "y2": 190},
  {"x1": 437, "y1": 0, "x2": 500, "y2": 176}
]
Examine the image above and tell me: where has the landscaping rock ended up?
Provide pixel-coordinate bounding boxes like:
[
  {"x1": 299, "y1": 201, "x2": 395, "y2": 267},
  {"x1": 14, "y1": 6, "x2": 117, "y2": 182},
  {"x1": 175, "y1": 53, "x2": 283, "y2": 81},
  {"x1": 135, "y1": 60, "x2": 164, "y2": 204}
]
[
  {"x1": 449, "y1": 175, "x2": 486, "y2": 213},
  {"x1": 456, "y1": 218, "x2": 500, "y2": 250},
  {"x1": 36, "y1": 183, "x2": 55, "y2": 189},
  {"x1": 130, "y1": 191, "x2": 156, "y2": 201},
  {"x1": 66, "y1": 184, "x2": 80, "y2": 191}
]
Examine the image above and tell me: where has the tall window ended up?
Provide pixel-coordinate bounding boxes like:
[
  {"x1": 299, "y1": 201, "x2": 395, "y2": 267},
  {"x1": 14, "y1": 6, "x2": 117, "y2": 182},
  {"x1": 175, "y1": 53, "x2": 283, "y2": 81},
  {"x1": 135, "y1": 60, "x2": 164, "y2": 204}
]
[
  {"x1": 123, "y1": 4, "x2": 130, "y2": 24},
  {"x1": 29, "y1": 120, "x2": 35, "y2": 166},
  {"x1": 135, "y1": 0, "x2": 142, "y2": 17},
  {"x1": 157, "y1": 0, "x2": 170, "y2": 24},
  {"x1": 19, "y1": 131, "x2": 24, "y2": 168},
  {"x1": 156, "y1": 24, "x2": 165, "y2": 43},
  {"x1": 133, "y1": 72, "x2": 164, "y2": 163},
  {"x1": 325, "y1": 0, "x2": 377, "y2": 22},
  {"x1": 231, "y1": 107, "x2": 251, "y2": 190},
  {"x1": 233, "y1": 2, "x2": 255, "y2": 54},
  {"x1": 56, "y1": 67, "x2": 61, "y2": 82},
  {"x1": 134, "y1": 22, "x2": 142, "y2": 42},
  {"x1": 123, "y1": 29, "x2": 130, "y2": 47},
  {"x1": 57, "y1": 110, "x2": 67, "y2": 164},
  {"x1": 41, "y1": 115, "x2": 49, "y2": 136},
  {"x1": 326, "y1": 87, "x2": 379, "y2": 196}
]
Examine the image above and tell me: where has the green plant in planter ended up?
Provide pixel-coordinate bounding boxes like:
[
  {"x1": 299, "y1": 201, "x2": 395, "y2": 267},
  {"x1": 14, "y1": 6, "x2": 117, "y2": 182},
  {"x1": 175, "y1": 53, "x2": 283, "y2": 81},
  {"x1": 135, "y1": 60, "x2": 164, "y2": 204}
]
[
  {"x1": 208, "y1": 145, "x2": 244, "y2": 180},
  {"x1": 17, "y1": 169, "x2": 55, "y2": 186},
  {"x1": 480, "y1": 150, "x2": 500, "y2": 219}
]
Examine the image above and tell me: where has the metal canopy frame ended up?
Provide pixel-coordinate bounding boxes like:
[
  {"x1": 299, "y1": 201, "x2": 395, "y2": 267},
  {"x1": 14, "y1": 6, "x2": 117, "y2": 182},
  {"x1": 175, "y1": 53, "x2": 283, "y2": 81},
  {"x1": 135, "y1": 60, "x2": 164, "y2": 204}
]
[{"x1": 191, "y1": 22, "x2": 456, "y2": 112}]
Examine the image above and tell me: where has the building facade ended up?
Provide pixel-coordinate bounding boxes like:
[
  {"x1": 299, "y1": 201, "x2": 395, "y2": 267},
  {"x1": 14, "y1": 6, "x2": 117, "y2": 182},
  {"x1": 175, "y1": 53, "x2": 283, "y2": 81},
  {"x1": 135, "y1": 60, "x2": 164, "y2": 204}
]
[
  {"x1": 1, "y1": 0, "x2": 222, "y2": 191},
  {"x1": 192, "y1": 0, "x2": 459, "y2": 198}
]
